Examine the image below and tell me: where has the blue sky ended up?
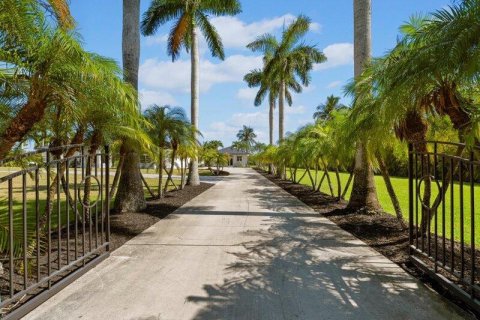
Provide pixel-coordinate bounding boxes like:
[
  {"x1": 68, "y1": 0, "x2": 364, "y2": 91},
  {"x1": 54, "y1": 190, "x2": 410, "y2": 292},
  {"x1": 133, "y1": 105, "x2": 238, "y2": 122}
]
[{"x1": 70, "y1": 0, "x2": 448, "y2": 145}]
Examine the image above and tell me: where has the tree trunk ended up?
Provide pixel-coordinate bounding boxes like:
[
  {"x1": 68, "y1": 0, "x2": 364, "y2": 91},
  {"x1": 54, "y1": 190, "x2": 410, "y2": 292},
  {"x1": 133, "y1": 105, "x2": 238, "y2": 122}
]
[
  {"x1": 269, "y1": 98, "x2": 274, "y2": 145},
  {"x1": 113, "y1": 150, "x2": 146, "y2": 213},
  {"x1": 268, "y1": 98, "x2": 275, "y2": 174},
  {"x1": 140, "y1": 173, "x2": 156, "y2": 198},
  {"x1": 0, "y1": 98, "x2": 48, "y2": 160},
  {"x1": 334, "y1": 167, "x2": 342, "y2": 199},
  {"x1": 114, "y1": 0, "x2": 146, "y2": 212},
  {"x1": 306, "y1": 166, "x2": 315, "y2": 189},
  {"x1": 342, "y1": 171, "x2": 354, "y2": 199},
  {"x1": 164, "y1": 147, "x2": 178, "y2": 193},
  {"x1": 110, "y1": 155, "x2": 124, "y2": 198},
  {"x1": 279, "y1": 81, "x2": 285, "y2": 141},
  {"x1": 347, "y1": 142, "x2": 381, "y2": 210},
  {"x1": 158, "y1": 148, "x2": 164, "y2": 198},
  {"x1": 377, "y1": 153, "x2": 406, "y2": 228},
  {"x1": 348, "y1": 0, "x2": 381, "y2": 211},
  {"x1": 187, "y1": 25, "x2": 200, "y2": 186}
]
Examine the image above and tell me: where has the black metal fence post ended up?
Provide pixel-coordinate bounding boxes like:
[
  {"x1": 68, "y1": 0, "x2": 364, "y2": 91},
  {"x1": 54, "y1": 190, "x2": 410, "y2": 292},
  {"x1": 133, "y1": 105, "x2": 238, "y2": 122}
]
[
  {"x1": 408, "y1": 141, "x2": 479, "y2": 313},
  {"x1": 105, "y1": 145, "x2": 110, "y2": 252},
  {"x1": 0, "y1": 144, "x2": 112, "y2": 318}
]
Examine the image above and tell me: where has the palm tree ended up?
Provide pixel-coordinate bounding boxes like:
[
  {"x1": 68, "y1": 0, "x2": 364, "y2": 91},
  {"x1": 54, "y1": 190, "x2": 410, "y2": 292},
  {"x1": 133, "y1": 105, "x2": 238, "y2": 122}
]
[
  {"x1": 236, "y1": 125, "x2": 257, "y2": 152},
  {"x1": 141, "y1": 0, "x2": 241, "y2": 186},
  {"x1": 144, "y1": 105, "x2": 191, "y2": 198},
  {"x1": 40, "y1": 0, "x2": 75, "y2": 29},
  {"x1": 143, "y1": 105, "x2": 190, "y2": 198},
  {"x1": 347, "y1": 0, "x2": 382, "y2": 211},
  {"x1": 243, "y1": 69, "x2": 277, "y2": 146},
  {"x1": 114, "y1": 0, "x2": 146, "y2": 213},
  {"x1": 203, "y1": 140, "x2": 224, "y2": 150},
  {"x1": 0, "y1": 0, "x2": 136, "y2": 160},
  {"x1": 313, "y1": 95, "x2": 346, "y2": 122},
  {"x1": 247, "y1": 15, "x2": 326, "y2": 141},
  {"x1": 349, "y1": 3, "x2": 480, "y2": 227}
]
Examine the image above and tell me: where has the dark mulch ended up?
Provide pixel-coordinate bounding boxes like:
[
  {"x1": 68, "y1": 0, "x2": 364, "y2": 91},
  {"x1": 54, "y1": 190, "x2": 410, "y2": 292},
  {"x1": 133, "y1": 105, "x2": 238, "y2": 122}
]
[
  {"x1": 109, "y1": 183, "x2": 213, "y2": 250},
  {"x1": 256, "y1": 169, "x2": 478, "y2": 318}
]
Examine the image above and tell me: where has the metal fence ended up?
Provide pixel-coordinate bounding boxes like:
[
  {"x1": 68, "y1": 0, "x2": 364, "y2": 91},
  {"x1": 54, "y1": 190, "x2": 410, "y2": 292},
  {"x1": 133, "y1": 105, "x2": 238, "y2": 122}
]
[
  {"x1": 0, "y1": 144, "x2": 110, "y2": 319},
  {"x1": 408, "y1": 141, "x2": 479, "y2": 312}
]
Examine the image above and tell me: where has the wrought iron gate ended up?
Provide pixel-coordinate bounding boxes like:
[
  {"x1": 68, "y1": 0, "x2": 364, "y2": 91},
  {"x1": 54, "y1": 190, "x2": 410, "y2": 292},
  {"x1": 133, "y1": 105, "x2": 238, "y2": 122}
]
[
  {"x1": 0, "y1": 144, "x2": 110, "y2": 319},
  {"x1": 408, "y1": 141, "x2": 479, "y2": 312}
]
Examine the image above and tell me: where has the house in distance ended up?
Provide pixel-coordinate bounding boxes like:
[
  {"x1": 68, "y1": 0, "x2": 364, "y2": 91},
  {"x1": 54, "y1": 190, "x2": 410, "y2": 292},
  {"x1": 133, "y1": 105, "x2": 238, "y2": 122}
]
[{"x1": 219, "y1": 146, "x2": 250, "y2": 167}]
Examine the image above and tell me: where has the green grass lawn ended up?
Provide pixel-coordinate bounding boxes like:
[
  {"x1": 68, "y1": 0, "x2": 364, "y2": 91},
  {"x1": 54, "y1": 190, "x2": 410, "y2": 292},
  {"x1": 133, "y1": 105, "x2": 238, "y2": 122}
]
[
  {"x1": 286, "y1": 168, "x2": 480, "y2": 246},
  {"x1": 0, "y1": 168, "x2": 180, "y2": 251}
]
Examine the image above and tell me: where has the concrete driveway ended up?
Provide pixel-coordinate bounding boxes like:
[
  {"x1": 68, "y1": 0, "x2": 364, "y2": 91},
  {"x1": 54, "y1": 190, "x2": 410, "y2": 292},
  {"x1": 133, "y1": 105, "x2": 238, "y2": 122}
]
[{"x1": 25, "y1": 168, "x2": 467, "y2": 320}]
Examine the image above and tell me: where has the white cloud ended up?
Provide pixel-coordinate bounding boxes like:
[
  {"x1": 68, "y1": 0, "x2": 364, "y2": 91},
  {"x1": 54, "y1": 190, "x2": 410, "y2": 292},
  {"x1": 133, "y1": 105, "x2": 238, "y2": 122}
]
[
  {"x1": 202, "y1": 111, "x2": 269, "y2": 142},
  {"x1": 139, "y1": 55, "x2": 263, "y2": 93},
  {"x1": 326, "y1": 80, "x2": 342, "y2": 89},
  {"x1": 200, "y1": 14, "x2": 321, "y2": 51},
  {"x1": 145, "y1": 34, "x2": 168, "y2": 46},
  {"x1": 208, "y1": 14, "x2": 297, "y2": 49},
  {"x1": 230, "y1": 111, "x2": 268, "y2": 127},
  {"x1": 285, "y1": 105, "x2": 306, "y2": 115},
  {"x1": 139, "y1": 89, "x2": 177, "y2": 110},
  {"x1": 236, "y1": 87, "x2": 258, "y2": 101},
  {"x1": 143, "y1": 14, "x2": 321, "y2": 52},
  {"x1": 315, "y1": 43, "x2": 354, "y2": 71},
  {"x1": 309, "y1": 22, "x2": 322, "y2": 33}
]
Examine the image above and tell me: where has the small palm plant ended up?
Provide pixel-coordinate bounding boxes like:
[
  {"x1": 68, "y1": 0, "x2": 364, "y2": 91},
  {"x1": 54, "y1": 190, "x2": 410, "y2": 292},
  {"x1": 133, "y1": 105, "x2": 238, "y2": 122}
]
[
  {"x1": 141, "y1": 0, "x2": 241, "y2": 186},
  {"x1": 144, "y1": 105, "x2": 191, "y2": 198}
]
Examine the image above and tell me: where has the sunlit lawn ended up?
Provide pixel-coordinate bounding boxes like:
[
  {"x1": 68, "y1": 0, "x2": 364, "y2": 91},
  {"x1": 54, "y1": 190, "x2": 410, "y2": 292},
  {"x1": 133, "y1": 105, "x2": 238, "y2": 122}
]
[
  {"x1": 286, "y1": 168, "x2": 480, "y2": 246},
  {"x1": 0, "y1": 167, "x2": 179, "y2": 237}
]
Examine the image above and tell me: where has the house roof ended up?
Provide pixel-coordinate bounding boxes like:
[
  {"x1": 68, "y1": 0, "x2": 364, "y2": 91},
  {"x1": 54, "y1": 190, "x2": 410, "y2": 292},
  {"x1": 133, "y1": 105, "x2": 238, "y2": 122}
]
[{"x1": 219, "y1": 146, "x2": 250, "y2": 155}]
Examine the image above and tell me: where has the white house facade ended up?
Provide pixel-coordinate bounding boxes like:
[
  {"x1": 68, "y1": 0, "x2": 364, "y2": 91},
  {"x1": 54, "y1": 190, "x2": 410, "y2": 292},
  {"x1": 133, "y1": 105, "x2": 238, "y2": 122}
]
[{"x1": 219, "y1": 147, "x2": 250, "y2": 167}]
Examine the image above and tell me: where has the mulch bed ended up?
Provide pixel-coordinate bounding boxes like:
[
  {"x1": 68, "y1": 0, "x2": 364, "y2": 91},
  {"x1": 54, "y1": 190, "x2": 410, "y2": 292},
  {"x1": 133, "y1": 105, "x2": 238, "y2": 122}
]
[
  {"x1": 256, "y1": 169, "x2": 479, "y2": 318},
  {"x1": 109, "y1": 183, "x2": 213, "y2": 250}
]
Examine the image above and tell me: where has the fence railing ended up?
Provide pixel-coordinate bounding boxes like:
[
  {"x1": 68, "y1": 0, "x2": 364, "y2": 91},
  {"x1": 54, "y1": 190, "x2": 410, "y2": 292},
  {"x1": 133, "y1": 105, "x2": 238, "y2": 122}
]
[
  {"x1": 408, "y1": 141, "x2": 479, "y2": 312},
  {"x1": 0, "y1": 144, "x2": 110, "y2": 319}
]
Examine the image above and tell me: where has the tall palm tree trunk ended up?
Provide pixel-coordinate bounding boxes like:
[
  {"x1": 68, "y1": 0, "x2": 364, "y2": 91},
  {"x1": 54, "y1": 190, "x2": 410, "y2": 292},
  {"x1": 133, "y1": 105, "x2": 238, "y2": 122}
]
[
  {"x1": 187, "y1": 25, "x2": 201, "y2": 186},
  {"x1": 269, "y1": 99, "x2": 274, "y2": 145},
  {"x1": 268, "y1": 98, "x2": 275, "y2": 174},
  {"x1": 347, "y1": 0, "x2": 381, "y2": 211},
  {"x1": 279, "y1": 81, "x2": 285, "y2": 141},
  {"x1": 114, "y1": 0, "x2": 146, "y2": 213}
]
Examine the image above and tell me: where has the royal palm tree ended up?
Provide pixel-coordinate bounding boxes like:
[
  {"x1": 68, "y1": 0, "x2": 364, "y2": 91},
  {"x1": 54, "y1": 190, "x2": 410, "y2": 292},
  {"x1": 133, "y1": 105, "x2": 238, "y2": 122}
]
[
  {"x1": 114, "y1": 0, "x2": 146, "y2": 213},
  {"x1": 347, "y1": 0, "x2": 382, "y2": 211},
  {"x1": 244, "y1": 64, "x2": 304, "y2": 147},
  {"x1": 247, "y1": 15, "x2": 326, "y2": 141},
  {"x1": 243, "y1": 69, "x2": 276, "y2": 146},
  {"x1": 141, "y1": 0, "x2": 242, "y2": 186},
  {"x1": 313, "y1": 95, "x2": 346, "y2": 122},
  {"x1": 236, "y1": 125, "x2": 257, "y2": 152}
]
